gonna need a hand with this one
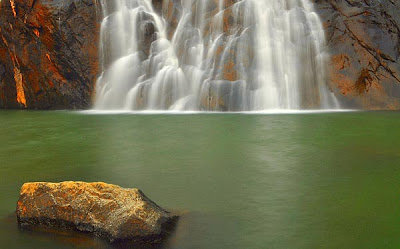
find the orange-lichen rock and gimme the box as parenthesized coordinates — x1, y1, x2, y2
(0, 0, 99, 109)
(10, 0, 17, 17)
(16, 182, 178, 243)
(13, 66, 26, 107)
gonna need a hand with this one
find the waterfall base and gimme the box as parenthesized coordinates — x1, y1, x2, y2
(95, 0, 340, 111)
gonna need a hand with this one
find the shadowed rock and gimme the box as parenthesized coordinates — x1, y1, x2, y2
(313, 0, 400, 110)
(16, 182, 178, 244)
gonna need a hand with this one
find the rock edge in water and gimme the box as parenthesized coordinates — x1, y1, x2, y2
(16, 181, 178, 244)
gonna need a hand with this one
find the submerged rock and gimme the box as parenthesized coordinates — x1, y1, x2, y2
(16, 182, 178, 244)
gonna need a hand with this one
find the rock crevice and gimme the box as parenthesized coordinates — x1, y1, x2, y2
(314, 0, 400, 109)
(0, 0, 100, 109)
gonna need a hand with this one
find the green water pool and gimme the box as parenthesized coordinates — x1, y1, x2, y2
(0, 110, 399, 248)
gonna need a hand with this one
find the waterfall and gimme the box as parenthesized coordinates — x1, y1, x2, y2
(94, 0, 339, 111)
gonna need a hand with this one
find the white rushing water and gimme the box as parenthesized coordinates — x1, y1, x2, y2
(94, 0, 339, 111)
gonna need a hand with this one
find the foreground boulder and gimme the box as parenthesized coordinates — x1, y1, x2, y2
(16, 182, 178, 244)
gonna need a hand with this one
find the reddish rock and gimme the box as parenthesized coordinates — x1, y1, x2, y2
(313, 0, 400, 110)
(160, 0, 182, 39)
(1, 0, 399, 110)
(0, 0, 100, 109)
(16, 182, 178, 243)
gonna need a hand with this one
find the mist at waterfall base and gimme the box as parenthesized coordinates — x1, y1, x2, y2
(94, 0, 339, 112)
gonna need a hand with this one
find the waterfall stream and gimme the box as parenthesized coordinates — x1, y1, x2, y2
(94, 0, 339, 111)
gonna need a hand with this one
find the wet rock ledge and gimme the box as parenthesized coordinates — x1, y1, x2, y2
(16, 182, 178, 244)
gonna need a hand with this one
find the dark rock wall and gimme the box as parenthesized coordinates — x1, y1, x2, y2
(313, 0, 400, 109)
(0, 0, 399, 110)
(0, 0, 100, 109)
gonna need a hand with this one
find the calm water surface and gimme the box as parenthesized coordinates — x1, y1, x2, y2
(0, 111, 399, 248)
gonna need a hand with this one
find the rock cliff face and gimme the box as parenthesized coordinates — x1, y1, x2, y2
(313, 0, 400, 109)
(154, 0, 400, 110)
(0, 0, 399, 110)
(0, 0, 99, 109)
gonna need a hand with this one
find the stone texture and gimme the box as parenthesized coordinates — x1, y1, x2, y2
(313, 0, 400, 109)
(159, 0, 182, 39)
(199, 80, 247, 111)
(156, 0, 400, 110)
(16, 182, 178, 243)
(0, 0, 100, 109)
(1, 0, 399, 110)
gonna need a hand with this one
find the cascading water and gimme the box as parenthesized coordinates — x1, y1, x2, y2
(94, 0, 339, 111)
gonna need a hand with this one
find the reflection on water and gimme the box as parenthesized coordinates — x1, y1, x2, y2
(0, 111, 400, 248)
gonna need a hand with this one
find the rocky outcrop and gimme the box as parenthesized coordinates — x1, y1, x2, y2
(0, 0, 100, 109)
(158, 0, 182, 39)
(16, 182, 178, 243)
(313, 0, 400, 109)
(1, 0, 399, 110)
(143, 0, 400, 110)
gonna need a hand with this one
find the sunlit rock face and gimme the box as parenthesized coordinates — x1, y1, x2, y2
(0, 0, 99, 109)
(17, 182, 178, 243)
(95, 0, 339, 111)
(313, 0, 400, 110)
